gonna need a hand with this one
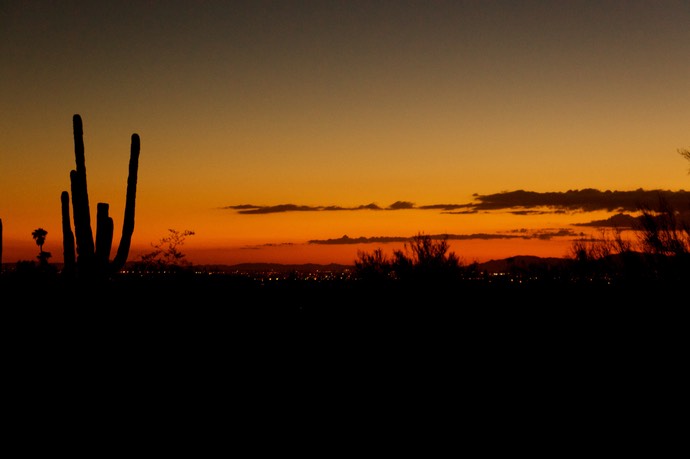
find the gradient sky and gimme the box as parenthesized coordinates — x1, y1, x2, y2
(2, 0, 689, 266)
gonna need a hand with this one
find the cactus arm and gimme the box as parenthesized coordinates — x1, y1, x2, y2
(111, 133, 140, 273)
(95, 202, 114, 277)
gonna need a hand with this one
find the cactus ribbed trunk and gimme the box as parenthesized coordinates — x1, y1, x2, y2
(62, 114, 140, 282)
(60, 192, 76, 278)
(95, 203, 114, 276)
(111, 133, 140, 274)
(71, 115, 95, 274)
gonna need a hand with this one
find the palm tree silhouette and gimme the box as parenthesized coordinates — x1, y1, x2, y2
(32, 228, 51, 265)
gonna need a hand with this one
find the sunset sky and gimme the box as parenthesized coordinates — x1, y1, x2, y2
(1, 1, 689, 267)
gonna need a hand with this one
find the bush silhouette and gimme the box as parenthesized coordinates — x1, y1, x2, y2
(355, 232, 462, 285)
(569, 193, 690, 283)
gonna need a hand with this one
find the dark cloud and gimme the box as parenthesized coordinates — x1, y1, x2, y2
(419, 204, 470, 211)
(223, 188, 690, 215)
(308, 229, 581, 245)
(388, 201, 415, 210)
(223, 204, 322, 214)
(240, 242, 295, 250)
(575, 210, 690, 229)
(222, 203, 385, 214)
(504, 228, 581, 239)
(574, 213, 639, 228)
(308, 235, 409, 245)
(470, 188, 690, 212)
(358, 203, 383, 210)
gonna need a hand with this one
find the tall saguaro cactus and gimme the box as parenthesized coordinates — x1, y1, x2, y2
(62, 114, 141, 281)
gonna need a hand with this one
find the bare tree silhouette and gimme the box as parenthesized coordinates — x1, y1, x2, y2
(679, 148, 690, 174)
(135, 229, 195, 272)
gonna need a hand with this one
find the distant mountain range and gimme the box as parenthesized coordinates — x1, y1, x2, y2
(196, 255, 572, 275)
(474, 256, 571, 273)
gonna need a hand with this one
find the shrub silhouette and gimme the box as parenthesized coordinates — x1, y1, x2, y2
(637, 195, 690, 257)
(569, 193, 690, 283)
(355, 232, 462, 285)
(354, 248, 394, 284)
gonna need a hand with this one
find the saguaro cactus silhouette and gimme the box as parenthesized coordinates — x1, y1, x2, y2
(62, 114, 140, 281)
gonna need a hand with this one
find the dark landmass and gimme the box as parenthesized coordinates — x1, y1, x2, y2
(2, 254, 684, 321)
(172, 255, 570, 275)
(2, 253, 684, 403)
(200, 261, 356, 274)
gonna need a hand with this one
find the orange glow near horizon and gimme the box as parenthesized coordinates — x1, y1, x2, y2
(1, 207, 638, 267)
(178, 237, 582, 267)
(0, 233, 583, 267)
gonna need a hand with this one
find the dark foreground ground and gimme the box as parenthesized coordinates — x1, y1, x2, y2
(3, 271, 685, 338)
(4, 271, 684, 391)
(2, 271, 685, 449)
